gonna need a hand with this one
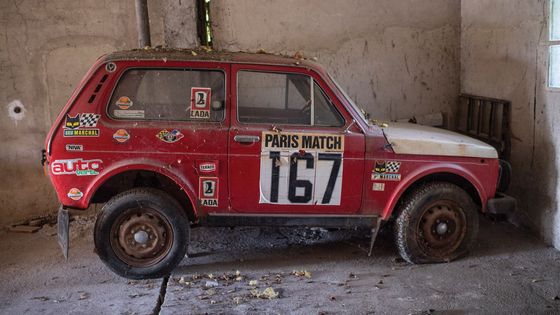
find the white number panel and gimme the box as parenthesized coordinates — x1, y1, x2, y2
(259, 132, 344, 206)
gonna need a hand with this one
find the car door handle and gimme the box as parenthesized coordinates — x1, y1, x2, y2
(234, 135, 260, 143)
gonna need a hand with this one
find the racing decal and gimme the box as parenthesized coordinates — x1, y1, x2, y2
(259, 132, 344, 206)
(65, 114, 80, 129)
(105, 62, 116, 73)
(372, 183, 385, 191)
(156, 129, 184, 143)
(65, 144, 84, 152)
(372, 160, 401, 181)
(199, 177, 218, 207)
(63, 113, 100, 137)
(113, 129, 130, 143)
(116, 96, 133, 110)
(198, 161, 217, 173)
(51, 158, 103, 176)
(114, 109, 145, 119)
(79, 113, 101, 127)
(190, 87, 211, 119)
(67, 188, 83, 201)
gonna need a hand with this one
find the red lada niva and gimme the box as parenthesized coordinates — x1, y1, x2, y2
(44, 49, 514, 279)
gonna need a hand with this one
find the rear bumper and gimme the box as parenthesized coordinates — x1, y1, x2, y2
(487, 192, 517, 215)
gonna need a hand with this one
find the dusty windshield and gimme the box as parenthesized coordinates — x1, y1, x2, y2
(328, 74, 371, 125)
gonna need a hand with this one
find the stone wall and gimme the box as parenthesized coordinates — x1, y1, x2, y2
(211, 0, 461, 123)
(461, 0, 560, 249)
(0, 0, 200, 226)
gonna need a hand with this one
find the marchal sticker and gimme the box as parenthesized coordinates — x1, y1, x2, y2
(190, 87, 211, 119)
(51, 158, 103, 176)
(372, 160, 401, 181)
(63, 113, 100, 137)
(199, 177, 218, 207)
(156, 129, 184, 143)
(116, 96, 133, 110)
(113, 129, 130, 143)
(65, 144, 84, 152)
(67, 188, 83, 201)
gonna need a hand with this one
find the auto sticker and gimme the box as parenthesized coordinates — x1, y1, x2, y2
(116, 96, 133, 110)
(65, 144, 84, 152)
(156, 129, 184, 143)
(190, 87, 211, 119)
(199, 177, 218, 207)
(51, 158, 103, 176)
(371, 161, 401, 181)
(63, 113, 100, 137)
(113, 129, 130, 143)
(259, 132, 344, 206)
(67, 188, 83, 201)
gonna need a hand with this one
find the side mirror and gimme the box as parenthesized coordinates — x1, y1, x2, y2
(211, 100, 223, 110)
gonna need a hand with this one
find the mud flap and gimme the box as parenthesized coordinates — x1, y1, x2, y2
(57, 205, 69, 259)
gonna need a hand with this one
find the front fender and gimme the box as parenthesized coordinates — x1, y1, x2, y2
(381, 163, 488, 219)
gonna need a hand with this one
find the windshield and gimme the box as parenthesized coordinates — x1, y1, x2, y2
(328, 73, 370, 125)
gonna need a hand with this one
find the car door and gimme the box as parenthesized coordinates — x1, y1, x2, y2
(228, 64, 365, 215)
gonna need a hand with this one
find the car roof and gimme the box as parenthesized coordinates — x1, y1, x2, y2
(102, 48, 325, 72)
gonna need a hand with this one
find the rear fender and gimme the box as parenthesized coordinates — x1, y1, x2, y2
(83, 158, 198, 218)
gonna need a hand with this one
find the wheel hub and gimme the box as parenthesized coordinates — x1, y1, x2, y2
(436, 222, 448, 235)
(417, 201, 467, 258)
(110, 208, 173, 268)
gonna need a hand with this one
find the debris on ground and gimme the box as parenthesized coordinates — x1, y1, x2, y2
(78, 292, 89, 300)
(553, 295, 559, 301)
(205, 280, 219, 288)
(249, 280, 258, 286)
(251, 287, 279, 299)
(292, 270, 312, 279)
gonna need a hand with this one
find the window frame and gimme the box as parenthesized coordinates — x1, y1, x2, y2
(105, 67, 228, 123)
(235, 69, 346, 128)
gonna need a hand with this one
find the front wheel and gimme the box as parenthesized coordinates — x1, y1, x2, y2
(94, 188, 189, 279)
(394, 182, 479, 263)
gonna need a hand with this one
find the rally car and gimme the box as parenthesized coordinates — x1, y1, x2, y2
(43, 49, 514, 279)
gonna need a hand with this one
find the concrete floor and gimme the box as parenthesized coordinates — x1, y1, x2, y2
(1, 215, 559, 314)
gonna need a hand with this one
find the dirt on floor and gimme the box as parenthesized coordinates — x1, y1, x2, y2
(0, 214, 559, 315)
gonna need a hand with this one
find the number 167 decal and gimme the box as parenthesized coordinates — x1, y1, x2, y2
(259, 151, 343, 205)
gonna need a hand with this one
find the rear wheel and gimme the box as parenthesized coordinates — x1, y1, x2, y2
(94, 188, 189, 279)
(394, 182, 478, 263)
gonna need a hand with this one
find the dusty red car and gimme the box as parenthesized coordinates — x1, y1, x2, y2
(44, 49, 514, 279)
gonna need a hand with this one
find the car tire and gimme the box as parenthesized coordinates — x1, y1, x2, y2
(394, 182, 479, 264)
(94, 188, 189, 279)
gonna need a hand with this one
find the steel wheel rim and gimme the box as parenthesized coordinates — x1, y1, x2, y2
(416, 200, 467, 258)
(110, 208, 173, 268)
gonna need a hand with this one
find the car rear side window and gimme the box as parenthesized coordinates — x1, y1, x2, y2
(237, 71, 344, 127)
(108, 69, 225, 121)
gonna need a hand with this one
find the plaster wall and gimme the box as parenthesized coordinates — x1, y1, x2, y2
(211, 0, 462, 123)
(461, 0, 560, 248)
(0, 0, 198, 226)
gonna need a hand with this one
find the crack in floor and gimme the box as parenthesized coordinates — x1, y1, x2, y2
(152, 276, 169, 315)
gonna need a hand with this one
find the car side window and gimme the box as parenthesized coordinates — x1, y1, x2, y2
(108, 69, 225, 121)
(237, 71, 344, 127)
